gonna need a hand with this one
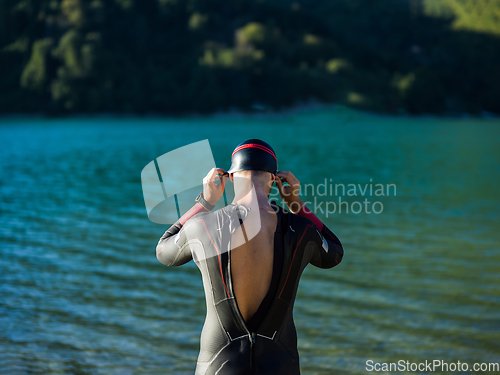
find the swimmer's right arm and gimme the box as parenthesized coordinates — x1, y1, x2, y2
(308, 220, 344, 269)
(275, 170, 343, 268)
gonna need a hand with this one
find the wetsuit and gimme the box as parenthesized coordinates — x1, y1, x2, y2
(156, 200, 343, 374)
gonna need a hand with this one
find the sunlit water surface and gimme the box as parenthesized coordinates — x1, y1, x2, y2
(1, 108, 499, 374)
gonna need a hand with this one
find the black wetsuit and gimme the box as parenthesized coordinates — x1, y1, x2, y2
(156, 201, 343, 374)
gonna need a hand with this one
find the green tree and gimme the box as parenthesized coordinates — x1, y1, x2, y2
(20, 38, 53, 92)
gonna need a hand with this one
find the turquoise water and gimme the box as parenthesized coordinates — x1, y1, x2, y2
(1, 108, 499, 374)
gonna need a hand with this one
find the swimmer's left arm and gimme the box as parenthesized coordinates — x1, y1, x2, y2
(156, 168, 227, 266)
(156, 201, 211, 266)
(156, 220, 191, 266)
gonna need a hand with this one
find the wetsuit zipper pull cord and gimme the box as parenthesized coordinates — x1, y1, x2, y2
(250, 332, 256, 371)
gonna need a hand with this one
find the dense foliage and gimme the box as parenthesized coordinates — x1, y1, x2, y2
(1, 0, 499, 115)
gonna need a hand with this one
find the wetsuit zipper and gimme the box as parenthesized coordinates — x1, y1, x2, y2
(249, 332, 256, 372)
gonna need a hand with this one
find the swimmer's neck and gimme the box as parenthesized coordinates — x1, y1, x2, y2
(231, 188, 271, 208)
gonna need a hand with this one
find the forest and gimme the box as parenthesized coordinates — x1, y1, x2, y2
(1, 0, 499, 115)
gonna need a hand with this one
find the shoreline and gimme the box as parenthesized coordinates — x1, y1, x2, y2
(0, 102, 499, 121)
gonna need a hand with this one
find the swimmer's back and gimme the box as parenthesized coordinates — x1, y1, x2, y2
(230, 202, 278, 323)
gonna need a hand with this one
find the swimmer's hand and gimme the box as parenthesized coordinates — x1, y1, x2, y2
(203, 168, 228, 206)
(275, 170, 304, 214)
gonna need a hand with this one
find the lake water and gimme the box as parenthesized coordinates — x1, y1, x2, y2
(1, 108, 499, 374)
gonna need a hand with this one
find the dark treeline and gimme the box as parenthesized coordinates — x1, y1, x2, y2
(1, 0, 499, 115)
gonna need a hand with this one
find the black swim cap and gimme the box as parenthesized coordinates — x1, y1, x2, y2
(227, 139, 278, 175)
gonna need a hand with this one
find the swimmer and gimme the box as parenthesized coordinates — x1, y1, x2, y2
(156, 139, 344, 374)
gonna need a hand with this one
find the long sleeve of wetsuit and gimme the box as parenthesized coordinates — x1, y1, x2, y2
(156, 202, 208, 266)
(297, 203, 344, 269)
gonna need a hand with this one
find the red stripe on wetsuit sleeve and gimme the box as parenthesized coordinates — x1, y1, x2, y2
(296, 204, 324, 231)
(179, 202, 209, 225)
